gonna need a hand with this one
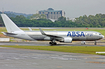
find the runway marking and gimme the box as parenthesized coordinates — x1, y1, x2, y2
(0, 47, 7, 48)
(15, 44, 19, 46)
(57, 66, 62, 68)
(86, 61, 105, 64)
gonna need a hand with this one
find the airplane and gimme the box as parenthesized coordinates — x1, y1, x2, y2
(1, 14, 104, 45)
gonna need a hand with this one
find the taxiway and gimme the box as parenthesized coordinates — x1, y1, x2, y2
(0, 41, 105, 46)
(0, 47, 105, 69)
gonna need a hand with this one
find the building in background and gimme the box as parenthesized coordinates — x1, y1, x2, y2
(38, 8, 65, 20)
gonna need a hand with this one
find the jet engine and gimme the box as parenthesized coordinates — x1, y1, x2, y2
(60, 37, 72, 43)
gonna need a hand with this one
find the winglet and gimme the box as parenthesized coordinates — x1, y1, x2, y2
(39, 28, 46, 35)
(39, 28, 62, 38)
(28, 27, 32, 31)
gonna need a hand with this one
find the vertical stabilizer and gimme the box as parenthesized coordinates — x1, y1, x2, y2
(1, 14, 22, 32)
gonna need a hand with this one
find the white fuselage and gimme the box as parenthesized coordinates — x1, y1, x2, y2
(5, 30, 104, 41)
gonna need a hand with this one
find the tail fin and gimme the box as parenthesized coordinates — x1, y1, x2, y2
(1, 14, 22, 32)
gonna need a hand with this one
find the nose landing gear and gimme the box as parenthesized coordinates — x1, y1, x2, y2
(95, 41, 97, 45)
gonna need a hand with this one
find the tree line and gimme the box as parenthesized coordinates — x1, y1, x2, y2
(0, 13, 105, 27)
(75, 14, 105, 27)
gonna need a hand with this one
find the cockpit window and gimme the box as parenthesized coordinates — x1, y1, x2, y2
(95, 33, 102, 35)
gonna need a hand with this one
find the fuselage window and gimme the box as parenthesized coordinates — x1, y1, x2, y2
(99, 34, 102, 35)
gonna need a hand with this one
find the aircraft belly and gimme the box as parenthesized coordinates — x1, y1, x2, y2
(29, 35, 46, 40)
(85, 36, 101, 41)
(72, 37, 86, 41)
(85, 36, 94, 41)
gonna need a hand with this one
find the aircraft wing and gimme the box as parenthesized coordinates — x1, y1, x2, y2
(39, 28, 62, 38)
(39, 28, 73, 43)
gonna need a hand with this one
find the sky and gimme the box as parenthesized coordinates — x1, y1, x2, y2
(0, 0, 105, 18)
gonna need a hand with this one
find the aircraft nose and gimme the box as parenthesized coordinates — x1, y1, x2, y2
(102, 35, 104, 38)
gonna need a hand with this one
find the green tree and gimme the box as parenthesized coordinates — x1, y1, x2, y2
(58, 16, 66, 22)
(0, 16, 3, 26)
(30, 14, 46, 20)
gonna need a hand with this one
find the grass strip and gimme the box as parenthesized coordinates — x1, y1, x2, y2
(0, 45, 105, 55)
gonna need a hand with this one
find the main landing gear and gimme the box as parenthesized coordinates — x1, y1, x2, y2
(49, 40, 57, 45)
(49, 42, 57, 45)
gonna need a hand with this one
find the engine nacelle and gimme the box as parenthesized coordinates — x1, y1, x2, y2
(61, 37, 72, 43)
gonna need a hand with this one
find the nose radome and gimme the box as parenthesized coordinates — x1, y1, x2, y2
(102, 35, 104, 38)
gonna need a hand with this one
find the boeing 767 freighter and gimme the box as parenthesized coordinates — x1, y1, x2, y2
(1, 14, 104, 45)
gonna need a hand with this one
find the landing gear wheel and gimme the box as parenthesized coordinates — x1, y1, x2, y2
(53, 42, 57, 45)
(49, 42, 57, 45)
